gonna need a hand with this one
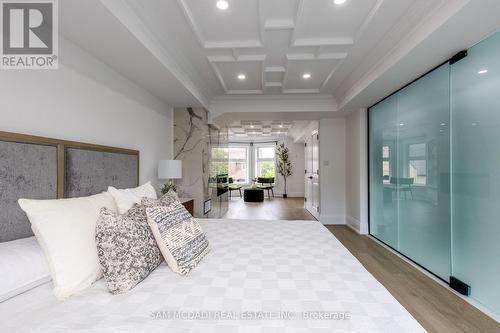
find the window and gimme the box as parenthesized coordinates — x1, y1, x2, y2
(229, 147, 249, 184)
(211, 147, 229, 178)
(408, 143, 427, 185)
(382, 145, 390, 183)
(255, 146, 275, 179)
(211, 146, 250, 184)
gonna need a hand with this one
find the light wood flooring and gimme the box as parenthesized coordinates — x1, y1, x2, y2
(222, 197, 316, 220)
(327, 225, 500, 333)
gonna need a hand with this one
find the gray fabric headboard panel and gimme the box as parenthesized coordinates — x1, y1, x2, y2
(0, 141, 57, 242)
(64, 148, 139, 198)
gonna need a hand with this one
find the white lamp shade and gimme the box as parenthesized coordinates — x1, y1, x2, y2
(158, 160, 182, 179)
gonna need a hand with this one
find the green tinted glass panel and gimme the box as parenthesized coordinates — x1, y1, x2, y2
(397, 64, 451, 280)
(451, 30, 500, 315)
(369, 95, 399, 249)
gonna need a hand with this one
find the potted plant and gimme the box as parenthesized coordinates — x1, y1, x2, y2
(276, 143, 292, 198)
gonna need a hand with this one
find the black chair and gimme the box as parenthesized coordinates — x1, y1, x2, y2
(389, 177, 414, 199)
(256, 177, 275, 199)
(228, 177, 242, 199)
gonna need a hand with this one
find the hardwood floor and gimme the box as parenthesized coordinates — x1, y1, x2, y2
(222, 197, 316, 220)
(327, 225, 500, 333)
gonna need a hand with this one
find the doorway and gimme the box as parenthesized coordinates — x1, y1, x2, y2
(305, 130, 320, 219)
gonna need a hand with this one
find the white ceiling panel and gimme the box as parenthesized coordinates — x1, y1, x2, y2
(215, 61, 263, 92)
(260, 0, 298, 22)
(284, 59, 340, 91)
(180, 0, 261, 46)
(293, 0, 378, 42)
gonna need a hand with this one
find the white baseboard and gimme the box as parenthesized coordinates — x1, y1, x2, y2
(320, 214, 345, 225)
(346, 215, 361, 233)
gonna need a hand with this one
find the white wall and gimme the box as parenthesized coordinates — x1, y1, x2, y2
(275, 137, 305, 197)
(319, 118, 346, 225)
(0, 38, 173, 189)
(345, 109, 368, 233)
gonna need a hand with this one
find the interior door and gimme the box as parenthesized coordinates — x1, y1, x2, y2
(305, 131, 320, 219)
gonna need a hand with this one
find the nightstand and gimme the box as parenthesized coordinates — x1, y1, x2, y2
(179, 198, 194, 215)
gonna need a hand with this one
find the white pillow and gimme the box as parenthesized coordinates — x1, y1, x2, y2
(108, 182, 157, 214)
(0, 237, 51, 302)
(18, 192, 117, 300)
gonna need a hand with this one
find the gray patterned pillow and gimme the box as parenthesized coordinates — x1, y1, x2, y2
(141, 192, 178, 209)
(95, 204, 163, 294)
(145, 200, 210, 276)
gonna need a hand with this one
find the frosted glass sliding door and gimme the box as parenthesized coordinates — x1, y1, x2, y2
(397, 64, 451, 280)
(369, 28, 500, 317)
(369, 64, 451, 281)
(451, 31, 500, 315)
(369, 96, 399, 249)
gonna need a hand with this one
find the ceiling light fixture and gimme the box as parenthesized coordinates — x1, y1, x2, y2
(216, 0, 229, 10)
(478, 69, 488, 74)
(334, 0, 347, 5)
(302, 73, 311, 79)
(279, 123, 283, 128)
(237, 74, 246, 80)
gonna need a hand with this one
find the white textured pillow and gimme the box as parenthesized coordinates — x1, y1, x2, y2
(108, 182, 157, 214)
(0, 237, 51, 302)
(18, 192, 117, 300)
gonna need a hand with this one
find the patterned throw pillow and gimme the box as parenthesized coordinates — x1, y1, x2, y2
(95, 204, 163, 294)
(141, 191, 178, 209)
(145, 199, 210, 276)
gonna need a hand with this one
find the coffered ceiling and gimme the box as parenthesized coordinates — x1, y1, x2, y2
(177, 0, 389, 95)
(60, 0, 500, 112)
(228, 120, 294, 139)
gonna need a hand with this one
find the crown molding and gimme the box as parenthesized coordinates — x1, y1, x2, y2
(209, 94, 338, 116)
(101, 0, 211, 107)
(336, 0, 471, 110)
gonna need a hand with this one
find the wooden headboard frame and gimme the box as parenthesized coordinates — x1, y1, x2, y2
(0, 131, 139, 199)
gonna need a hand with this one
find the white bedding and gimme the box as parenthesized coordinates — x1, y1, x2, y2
(0, 219, 426, 333)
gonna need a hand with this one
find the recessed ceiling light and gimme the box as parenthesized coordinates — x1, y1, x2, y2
(478, 69, 488, 74)
(334, 0, 347, 5)
(250, 124, 254, 128)
(279, 124, 283, 128)
(399, 122, 405, 126)
(302, 73, 311, 79)
(216, 0, 228, 10)
(237, 74, 246, 80)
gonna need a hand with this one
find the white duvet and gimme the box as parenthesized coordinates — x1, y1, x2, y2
(0, 219, 426, 333)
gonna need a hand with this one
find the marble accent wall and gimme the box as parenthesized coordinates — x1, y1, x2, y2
(173, 108, 228, 217)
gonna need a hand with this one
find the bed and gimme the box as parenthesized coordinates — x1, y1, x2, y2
(0, 131, 426, 332)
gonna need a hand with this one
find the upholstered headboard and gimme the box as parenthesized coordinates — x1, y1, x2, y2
(0, 131, 139, 242)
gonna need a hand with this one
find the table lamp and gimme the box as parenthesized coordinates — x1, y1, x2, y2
(158, 160, 182, 194)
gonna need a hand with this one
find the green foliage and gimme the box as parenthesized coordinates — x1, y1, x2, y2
(210, 161, 228, 178)
(276, 143, 293, 195)
(260, 161, 275, 178)
(161, 181, 177, 194)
